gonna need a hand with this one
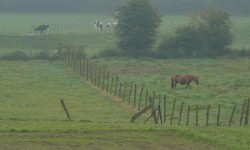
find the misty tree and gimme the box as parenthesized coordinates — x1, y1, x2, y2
(190, 8, 232, 56)
(114, 0, 161, 57)
(158, 8, 232, 58)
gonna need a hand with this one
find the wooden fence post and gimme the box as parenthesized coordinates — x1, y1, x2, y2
(170, 98, 176, 125)
(106, 71, 109, 93)
(82, 59, 85, 77)
(90, 63, 93, 83)
(138, 87, 144, 111)
(163, 95, 167, 123)
(102, 67, 105, 90)
(244, 99, 250, 125)
(145, 89, 148, 107)
(158, 104, 163, 124)
(206, 104, 210, 127)
(114, 74, 118, 96)
(86, 60, 89, 81)
(186, 105, 190, 126)
(110, 74, 114, 94)
(178, 101, 184, 125)
(98, 67, 101, 87)
(94, 65, 97, 85)
(122, 84, 127, 102)
(240, 99, 247, 126)
(79, 58, 82, 76)
(196, 105, 199, 127)
(133, 84, 137, 108)
(128, 82, 133, 104)
(228, 105, 237, 127)
(60, 99, 71, 120)
(157, 94, 161, 121)
(217, 105, 221, 127)
(119, 82, 122, 98)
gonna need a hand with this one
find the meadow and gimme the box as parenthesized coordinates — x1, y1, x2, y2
(0, 13, 250, 149)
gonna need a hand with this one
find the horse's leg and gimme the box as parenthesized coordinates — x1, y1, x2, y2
(186, 84, 191, 89)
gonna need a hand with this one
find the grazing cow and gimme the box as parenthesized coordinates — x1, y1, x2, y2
(34, 24, 49, 35)
(104, 21, 117, 31)
(94, 21, 103, 31)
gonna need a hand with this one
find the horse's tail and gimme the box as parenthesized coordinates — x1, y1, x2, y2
(171, 77, 174, 89)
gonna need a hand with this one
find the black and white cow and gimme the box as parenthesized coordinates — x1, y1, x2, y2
(34, 24, 49, 34)
(94, 21, 103, 31)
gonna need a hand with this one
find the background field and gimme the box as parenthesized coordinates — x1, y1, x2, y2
(0, 13, 250, 55)
(0, 12, 250, 149)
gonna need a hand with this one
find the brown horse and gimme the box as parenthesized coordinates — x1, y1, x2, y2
(171, 75, 199, 89)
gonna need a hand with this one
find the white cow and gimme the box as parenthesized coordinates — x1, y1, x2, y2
(104, 21, 117, 31)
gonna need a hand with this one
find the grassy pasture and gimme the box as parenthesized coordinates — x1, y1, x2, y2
(0, 13, 250, 149)
(93, 57, 250, 127)
(0, 60, 227, 150)
(0, 60, 249, 150)
(0, 13, 250, 56)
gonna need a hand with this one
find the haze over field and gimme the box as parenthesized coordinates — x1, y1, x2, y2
(0, 0, 250, 15)
(0, 0, 250, 150)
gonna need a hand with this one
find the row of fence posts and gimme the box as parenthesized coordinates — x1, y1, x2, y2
(58, 44, 249, 127)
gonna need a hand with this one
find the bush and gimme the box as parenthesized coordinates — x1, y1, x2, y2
(157, 8, 232, 58)
(95, 47, 123, 58)
(1, 51, 30, 60)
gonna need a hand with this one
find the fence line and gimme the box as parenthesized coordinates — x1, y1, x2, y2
(58, 44, 250, 127)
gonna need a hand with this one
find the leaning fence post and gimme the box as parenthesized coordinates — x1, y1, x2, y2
(178, 101, 184, 125)
(138, 87, 144, 111)
(240, 99, 247, 126)
(60, 99, 71, 120)
(157, 94, 161, 121)
(228, 105, 237, 127)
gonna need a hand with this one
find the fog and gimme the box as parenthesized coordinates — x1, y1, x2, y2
(0, 0, 249, 15)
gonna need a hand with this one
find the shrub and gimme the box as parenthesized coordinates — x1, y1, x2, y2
(95, 47, 123, 58)
(157, 8, 232, 58)
(1, 51, 30, 60)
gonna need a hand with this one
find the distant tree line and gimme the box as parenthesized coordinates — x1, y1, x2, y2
(0, 0, 250, 15)
(98, 0, 233, 58)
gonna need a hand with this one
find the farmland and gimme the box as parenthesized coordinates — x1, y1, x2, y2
(0, 13, 250, 149)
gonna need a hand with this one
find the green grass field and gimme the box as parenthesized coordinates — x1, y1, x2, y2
(0, 13, 250, 149)
(1, 60, 249, 150)
(0, 13, 250, 55)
